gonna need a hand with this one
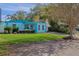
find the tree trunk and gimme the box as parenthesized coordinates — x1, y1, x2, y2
(70, 31, 74, 39)
(69, 28, 75, 39)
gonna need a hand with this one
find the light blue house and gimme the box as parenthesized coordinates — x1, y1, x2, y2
(0, 20, 48, 33)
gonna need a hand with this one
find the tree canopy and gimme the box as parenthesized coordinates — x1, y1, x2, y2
(31, 3, 79, 39)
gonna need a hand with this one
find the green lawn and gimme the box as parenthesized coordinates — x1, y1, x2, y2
(0, 33, 64, 44)
(0, 33, 64, 55)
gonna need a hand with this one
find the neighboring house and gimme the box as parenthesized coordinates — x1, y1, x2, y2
(0, 20, 48, 33)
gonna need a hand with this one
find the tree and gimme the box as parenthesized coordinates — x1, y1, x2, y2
(6, 14, 17, 20)
(32, 3, 79, 39)
(15, 10, 26, 20)
(7, 10, 27, 20)
(48, 4, 79, 39)
(31, 4, 49, 21)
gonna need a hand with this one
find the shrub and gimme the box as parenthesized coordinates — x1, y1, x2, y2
(25, 29, 34, 33)
(4, 27, 12, 33)
(4, 27, 19, 33)
(12, 27, 19, 33)
(58, 25, 69, 34)
(49, 20, 69, 34)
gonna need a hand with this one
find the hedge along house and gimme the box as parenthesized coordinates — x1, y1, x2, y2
(0, 19, 48, 33)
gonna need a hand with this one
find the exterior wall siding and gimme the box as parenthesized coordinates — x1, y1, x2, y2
(0, 22, 5, 33)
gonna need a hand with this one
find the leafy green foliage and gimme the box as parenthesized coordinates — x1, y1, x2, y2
(25, 29, 34, 33)
(49, 20, 69, 34)
(4, 26, 19, 33)
(6, 10, 27, 20)
(4, 27, 12, 33)
(12, 27, 19, 33)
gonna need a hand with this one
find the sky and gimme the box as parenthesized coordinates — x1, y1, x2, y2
(0, 3, 37, 21)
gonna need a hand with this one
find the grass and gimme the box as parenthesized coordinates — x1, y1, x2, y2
(0, 33, 64, 55)
(0, 45, 9, 55)
(0, 33, 64, 44)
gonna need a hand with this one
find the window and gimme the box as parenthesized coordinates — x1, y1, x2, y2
(13, 24, 16, 27)
(38, 25, 40, 30)
(30, 25, 33, 29)
(42, 25, 44, 30)
(25, 24, 29, 29)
